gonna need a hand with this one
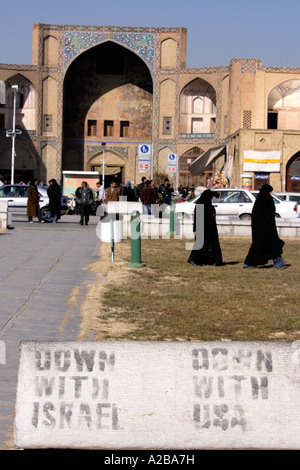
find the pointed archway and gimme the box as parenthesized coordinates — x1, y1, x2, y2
(62, 40, 153, 176)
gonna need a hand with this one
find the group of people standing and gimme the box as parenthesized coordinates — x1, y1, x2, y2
(187, 184, 287, 269)
(27, 178, 61, 223)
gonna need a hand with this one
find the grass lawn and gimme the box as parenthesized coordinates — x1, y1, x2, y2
(88, 236, 300, 343)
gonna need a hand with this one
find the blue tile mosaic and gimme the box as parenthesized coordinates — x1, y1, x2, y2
(64, 31, 155, 71)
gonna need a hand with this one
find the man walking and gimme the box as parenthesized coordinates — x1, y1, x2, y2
(75, 181, 94, 225)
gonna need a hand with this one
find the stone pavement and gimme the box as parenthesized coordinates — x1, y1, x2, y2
(0, 214, 102, 449)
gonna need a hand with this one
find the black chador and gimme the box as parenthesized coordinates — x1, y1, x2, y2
(187, 189, 223, 266)
(243, 184, 285, 268)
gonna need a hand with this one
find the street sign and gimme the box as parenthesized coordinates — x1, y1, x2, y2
(138, 144, 151, 159)
(167, 153, 177, 163)
(167, 165, 176, 173)
(138, 162, 150, 172)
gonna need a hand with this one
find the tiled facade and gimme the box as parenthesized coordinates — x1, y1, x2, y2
(1, 23, 300, 191)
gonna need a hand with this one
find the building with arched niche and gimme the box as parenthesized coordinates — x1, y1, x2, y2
(1, 23, 300, 192)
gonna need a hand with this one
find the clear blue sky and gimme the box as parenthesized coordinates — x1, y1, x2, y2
(1, 0, 300, 68)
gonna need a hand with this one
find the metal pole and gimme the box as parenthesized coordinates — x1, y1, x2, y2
(176, 153, 179, 193)
(11, 85, 18, 184)
(151, 143, 153, 180)
(102, 142, 106, 188)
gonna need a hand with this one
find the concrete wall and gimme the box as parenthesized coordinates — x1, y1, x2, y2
(15, 340, 300, 450)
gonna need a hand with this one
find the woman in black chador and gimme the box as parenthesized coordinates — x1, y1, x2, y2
(243, 184, 286, 268)
(47, 178, 61, 223)
(187, 189, 223, 266)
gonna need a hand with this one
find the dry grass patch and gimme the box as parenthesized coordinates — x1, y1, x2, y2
(84, 237, 300, 342)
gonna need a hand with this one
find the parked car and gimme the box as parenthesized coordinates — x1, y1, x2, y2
(0, 184, 68, 222)
(274, 192, 300, 214)
(166, 188, 299, 220)
(251, 191, 298, 218)
(169, 188, 256, 220)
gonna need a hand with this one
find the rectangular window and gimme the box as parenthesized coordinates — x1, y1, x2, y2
(120, 121, 130, 137)
(104, 120, 114, 137)
(0, 114, 5, 128)
(87, 120, 97, 136)
(267, 112, 278, 130)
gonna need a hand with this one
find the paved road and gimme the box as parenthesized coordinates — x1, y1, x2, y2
(0, 214, 102, 449)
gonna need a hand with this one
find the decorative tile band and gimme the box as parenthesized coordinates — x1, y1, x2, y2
(64, 31, 156, 72)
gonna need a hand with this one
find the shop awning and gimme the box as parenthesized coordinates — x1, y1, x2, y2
(188, 146, 226, 175)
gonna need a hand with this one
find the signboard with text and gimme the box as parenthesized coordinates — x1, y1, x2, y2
(15, 341, 300, 450)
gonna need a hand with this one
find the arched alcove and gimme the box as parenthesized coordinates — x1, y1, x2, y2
(180, 78, 216, 134)
(268, 79, 300, 130)
(160, 38, 177, 68)
(286, 151, 300, 191)
(43, 35, 58, 66)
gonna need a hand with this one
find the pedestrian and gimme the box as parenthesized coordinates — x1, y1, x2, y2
(105, 180, 120, 203)
(158, 178, 172, 205)
(243, 184, 287, 269)
(141, 180, 156, 215)
(47, 178, 61, 223)
(186, 188, 196, 201)
(121, 181, 137, 201)
(95, 181, 105, 208)
(150, 179, 159, 204)
(187, 189, 223, 266)
(27, 179, 44, 223)
(136, 176, 147, 200)
(75, 181, 94, 226)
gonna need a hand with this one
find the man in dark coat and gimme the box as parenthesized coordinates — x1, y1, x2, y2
(243, 184, 286, 268)
(158, 178, 172, 205)
(141, 180, 156, 215)
(47, 179, 61, 222)
(75, 181, 94, 226)
(187, 189, 223, 266)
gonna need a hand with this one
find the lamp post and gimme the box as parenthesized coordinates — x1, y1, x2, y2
(10, 85, 18, 184)
(101, 142, 106, 188)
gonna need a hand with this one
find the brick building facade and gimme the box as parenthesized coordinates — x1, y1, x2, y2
(0, 23, 300, 192)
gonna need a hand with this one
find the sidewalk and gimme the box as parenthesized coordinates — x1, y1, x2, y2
(0, 214, 102, 449)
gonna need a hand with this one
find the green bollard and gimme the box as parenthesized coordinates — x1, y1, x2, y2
(127, 210, 146, 268)
(169, 200, 175, 237)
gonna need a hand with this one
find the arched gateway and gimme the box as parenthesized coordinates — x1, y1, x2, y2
(62, 40, 153, 186)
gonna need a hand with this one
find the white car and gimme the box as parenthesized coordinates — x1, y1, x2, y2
(172, 188, 255, 220)
(274, 192, 300, 214)
(169, 188, 299, 220)
(0, 184, 68, 221)
(251, 191, 298, 218)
